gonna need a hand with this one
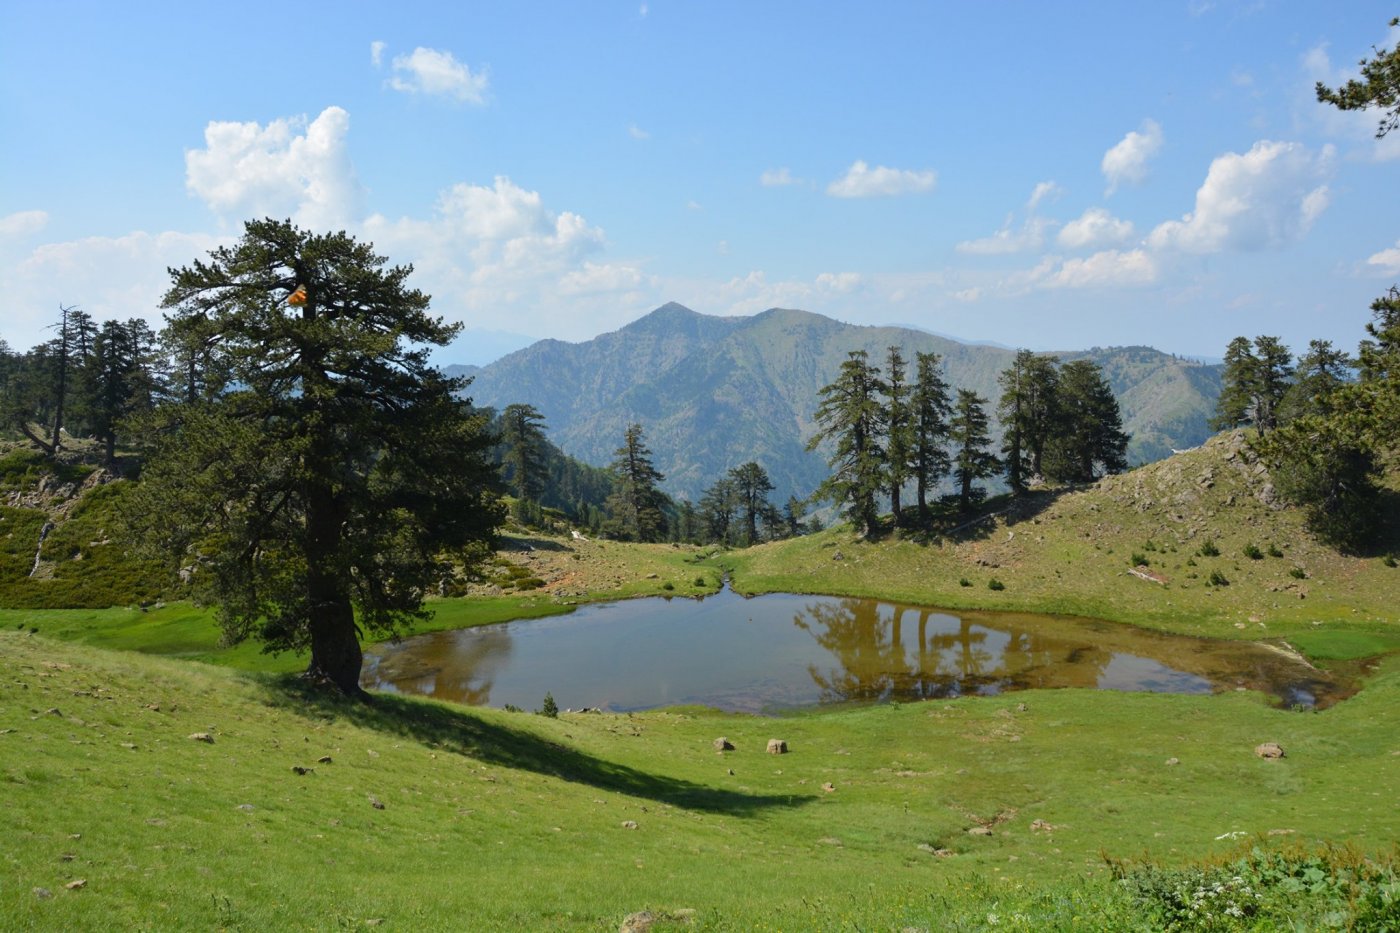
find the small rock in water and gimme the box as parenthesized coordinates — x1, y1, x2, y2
(766, 738, 787, 755)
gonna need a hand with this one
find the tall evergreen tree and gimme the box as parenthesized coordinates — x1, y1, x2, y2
(729, 461, 776, 546)
(1046, 360, 1129, 483)
(910, 350, 952, 519)
(699, 475, 738, 545)
(1212, 336, 1260, 430)
(125, 219, 504, 697)
(949, 389, 998, 512)
(883, 346, 913, 528)
(1280, 339, 1353, 422)
(605, 423, 668, 542)
(499, 403, 549, 502)
(807, 350, 887, 537)
(87, 319, 151, 464)
(1251, 336, 1293, 435)
(997, 349, 1033, 494)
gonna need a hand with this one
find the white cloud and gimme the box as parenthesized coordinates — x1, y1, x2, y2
(185, 106, 363, 231)
(826, 160, 936, 198)
(952, 286, 982, 302)
(957, 216, 1052, 255)
(1102, 119, 1163, 195)
(1042, 249, 1157, 289)
(370, 40, 386, 68)
(388, 47, 488, 103)
(1147, 140, 1333, 253)
(1366, 239, 1400, 276)
(0, 210, 49, 238)
(760, 167, 798, 187)
(628, 124, 649, 140)
(815, 272, 863, 293)
(1, 229, 225, 350)
(1027, 181, 1063, 211)
(1057, 207, 1135, 250)
(560, 261, 646, 295)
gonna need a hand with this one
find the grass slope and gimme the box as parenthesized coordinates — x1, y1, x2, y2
(3, 631, 1398, 930)
(723, 432, 1400, 659)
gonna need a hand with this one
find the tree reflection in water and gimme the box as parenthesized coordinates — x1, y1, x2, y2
(794, 599, 1112, 703)
(372, 627, 514, 706)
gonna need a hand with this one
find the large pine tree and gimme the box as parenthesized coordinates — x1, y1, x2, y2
(126, 219, 504, 696)
(807, 350, 887, 537)
(605, 423, 668, 542)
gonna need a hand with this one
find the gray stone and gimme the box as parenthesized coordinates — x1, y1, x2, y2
(713, 737, 734, 751)
(1255, 742, 1285, 759)
(766, 738, 787, 755)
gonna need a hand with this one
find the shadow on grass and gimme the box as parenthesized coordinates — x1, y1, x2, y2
(260, 678, 809, 818)
(894, 487, 1076, 546)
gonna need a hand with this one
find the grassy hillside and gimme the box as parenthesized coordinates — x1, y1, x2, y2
(4, 629, 1398, 930)
(722, 431, 1400, 656)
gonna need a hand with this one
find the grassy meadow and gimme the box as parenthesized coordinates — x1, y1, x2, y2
(3, 434, 1400, 929)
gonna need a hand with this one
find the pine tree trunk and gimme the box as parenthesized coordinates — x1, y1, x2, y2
(303, 481, 367, 698)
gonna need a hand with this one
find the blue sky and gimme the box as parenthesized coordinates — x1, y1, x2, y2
(2, 1, 1398, 364)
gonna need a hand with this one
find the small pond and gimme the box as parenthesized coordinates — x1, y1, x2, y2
(361, 587, 1349, 714)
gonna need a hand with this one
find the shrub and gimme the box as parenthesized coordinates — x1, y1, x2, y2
(537, 692, 558, 718)
(662, 581, 674, 591)
(1198, 539, 1220, 557)
(1267, 544, 1284, 558)
(515, 577, 545, 590)
(1289, 567, 1307, 579)
(1208, 570, 1229, 586)
(693, 576, 706, 587)
(988, 578, 1005, 591)
(959, 577, 972, 587)
(1130, 553, 1149, 567)
(1244, 543, 1265, 560)
(1385, 555, 1398, 568)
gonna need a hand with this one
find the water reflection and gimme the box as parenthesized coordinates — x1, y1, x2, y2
(361, 588, 1349, 714)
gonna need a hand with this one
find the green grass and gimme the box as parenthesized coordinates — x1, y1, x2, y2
(3, 631, 1398, 929)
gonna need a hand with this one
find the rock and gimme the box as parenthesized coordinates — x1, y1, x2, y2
(32, 887, 52, 900)
(1165, 757, 1180, 766)
(713, 737, 734, 751)
(765, 738, 788, 755)
(64, 879, 86, 891)
(317, 755, 332, 764)
(1030, 819, 1058, 832)
(369, 795, 385, 810)
(821, 782, 835, 793)
(621, 820, 638, 830)
(620, 911, 655, 932)
(1255, 742, 1285, 759)
(831, 550, 844, 561)
(818, 836, 843, 846)
(967, 826, 993, 836)
(291, 766, 314, 775)
(236, 804, 255, 812)
(188, 732, 214, 743)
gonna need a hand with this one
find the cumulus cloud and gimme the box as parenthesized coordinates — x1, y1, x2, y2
(185, 106, 363, 230)
(760, 167, 798, 186)
(1057, 207, 1135, 250)
(628, 124, 649, 140)
(370, 40, 386, 67)
(1147, 140, 1333, 253)
(0, 210, 49, 238)
(388, 47, 489, 103)
(1102, 119, 1163, 195)
(827, 160, 936, 198)
(1366, 240, 1400, 276)
(1042, 249, 1157, 289)
(952, 286, 982, 302)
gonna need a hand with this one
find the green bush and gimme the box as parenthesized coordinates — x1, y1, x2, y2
(987, 578, 1005, 591)
(1198, 539, 1220, 557)
(959, 577, 972, 587)
(1385, 555, 1398, 568)
(537, 692, 558, 718)
(1244, 543, 1265, 560)
(1130, 553, 1149, 567)
(1208, 570, 1229, 587)
(1267, 544, 1284, 558)
(1289, 567, 1308, 580)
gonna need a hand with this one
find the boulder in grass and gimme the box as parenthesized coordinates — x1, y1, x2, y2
(713, 737, 734, 751)
(766, 738, 787, 755)
(1254, 742, 1285, 759)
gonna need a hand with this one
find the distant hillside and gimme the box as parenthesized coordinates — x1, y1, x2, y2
(457, 303, 1223, 503)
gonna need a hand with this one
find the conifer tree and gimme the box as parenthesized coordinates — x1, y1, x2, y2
(883, 346, 913, 528)
(500, 403, 549, 502)
(729, 461, 776, 546)
(949, 389, 998, 512)
(910, 350, 952, 519)
(807, 350, 887, 537)
(1212, 336, 1259, 430)
(605, 423, 668, 542)
(1046, 360, 1129, 482)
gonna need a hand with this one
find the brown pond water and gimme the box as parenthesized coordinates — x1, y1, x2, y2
(361, 587, 1350, 714)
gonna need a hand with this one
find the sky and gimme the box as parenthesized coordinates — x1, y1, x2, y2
(2, 1, 1398, 365)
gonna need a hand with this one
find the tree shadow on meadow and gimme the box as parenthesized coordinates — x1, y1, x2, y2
(260, 679, 810, 818)
(900, 487, 1075, 545)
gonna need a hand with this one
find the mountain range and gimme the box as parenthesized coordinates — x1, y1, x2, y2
(447, 303, 1223, 504)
